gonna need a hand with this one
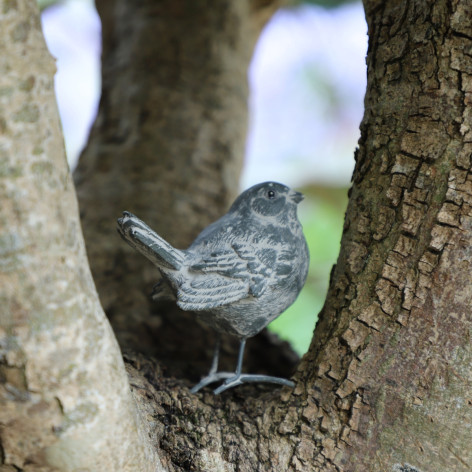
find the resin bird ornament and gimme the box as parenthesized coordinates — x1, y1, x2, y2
(117, 181, 309, 394)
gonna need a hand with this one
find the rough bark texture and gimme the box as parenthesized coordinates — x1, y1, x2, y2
(0, 1, 160, 470)
(293, 0, 472, 469)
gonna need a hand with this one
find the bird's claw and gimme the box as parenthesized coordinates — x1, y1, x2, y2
(214, 374, 294, 394)
(191, 373, 295, 395)
(190, 372, 234, 393)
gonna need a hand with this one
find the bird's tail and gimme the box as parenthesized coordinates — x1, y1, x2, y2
(117, 212, 185, 270)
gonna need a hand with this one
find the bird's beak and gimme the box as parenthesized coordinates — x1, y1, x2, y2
(289, 190, 304, 204)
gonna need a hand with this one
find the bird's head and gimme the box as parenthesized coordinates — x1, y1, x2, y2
(229, 181, 303, 223)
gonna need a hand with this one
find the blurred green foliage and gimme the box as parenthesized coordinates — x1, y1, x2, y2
(38, 0, 63, 11)
(268, 184, 348, 355)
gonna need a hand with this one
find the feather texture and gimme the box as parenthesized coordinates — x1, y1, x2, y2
(117, 182, 309, 339)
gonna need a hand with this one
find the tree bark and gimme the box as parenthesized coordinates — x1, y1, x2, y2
(294, 0, 472, 469)
(0, 2, 160, 470)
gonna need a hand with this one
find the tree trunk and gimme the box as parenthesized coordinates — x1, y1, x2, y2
(0, 2, 160, 471)
(73, 0, 294, 383)
(296, 0, 472, 469)
(2, 0, 472, 471)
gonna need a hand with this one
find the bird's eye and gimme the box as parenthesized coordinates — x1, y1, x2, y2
(267, 190, 276, 199)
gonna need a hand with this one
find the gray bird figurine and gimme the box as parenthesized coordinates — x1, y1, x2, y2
(117, 182, 309, 394)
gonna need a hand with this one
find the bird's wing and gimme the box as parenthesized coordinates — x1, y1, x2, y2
(229, 243, 297, 297)
(188, 249, 247, 276)
(176, 243, 296, 311)
(176, 272, 249, 311)
(176, 249, 249, 310)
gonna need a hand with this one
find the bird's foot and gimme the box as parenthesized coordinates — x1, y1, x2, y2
(190, 372, 234, 394)
(213, 374, 295, 395)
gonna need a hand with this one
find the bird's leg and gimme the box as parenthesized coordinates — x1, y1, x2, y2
(190, 336, 233, 393)
(212, 338, 246, 394)
(208, 335, 221, 376)
(213, 338, 295, 395)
